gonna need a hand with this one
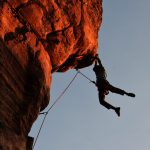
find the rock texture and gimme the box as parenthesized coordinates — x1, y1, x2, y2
(0, 0, 103, 149)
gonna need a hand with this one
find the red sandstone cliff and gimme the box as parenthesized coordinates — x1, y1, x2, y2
(0, 0, 103, 149)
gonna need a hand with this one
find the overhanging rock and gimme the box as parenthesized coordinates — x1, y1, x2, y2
(0, 0, 103, 149)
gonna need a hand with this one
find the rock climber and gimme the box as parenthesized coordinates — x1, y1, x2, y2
(92, 54, 135, 117)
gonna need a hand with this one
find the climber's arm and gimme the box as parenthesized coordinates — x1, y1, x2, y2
(97, 57, 103, 67)
(93, 54, 103, 67)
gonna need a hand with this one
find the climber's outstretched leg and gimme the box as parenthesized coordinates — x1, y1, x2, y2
(98, 92, 120, 117)
(108, 84, 136, 98)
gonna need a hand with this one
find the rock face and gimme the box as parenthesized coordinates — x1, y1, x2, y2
(0, 0, 103, 149)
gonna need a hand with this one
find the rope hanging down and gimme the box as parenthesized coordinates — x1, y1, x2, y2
(33, 72, 79, 149)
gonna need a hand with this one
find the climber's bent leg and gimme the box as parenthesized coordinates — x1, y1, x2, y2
(98, 92, 120, 116)
(98, 92, 115, 110)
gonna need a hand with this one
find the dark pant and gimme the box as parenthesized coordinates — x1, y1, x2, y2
(98, 92, 116, 110)
(108, 84, 126, 95)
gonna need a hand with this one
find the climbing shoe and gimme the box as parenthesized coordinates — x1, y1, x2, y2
(127, 93, 136, 97)
(115, 107, 120, 117)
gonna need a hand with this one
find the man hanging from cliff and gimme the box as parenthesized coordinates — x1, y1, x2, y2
(92, 55, 135, 117)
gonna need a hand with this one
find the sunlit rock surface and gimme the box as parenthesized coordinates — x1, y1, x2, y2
(0, 0, 102, 149)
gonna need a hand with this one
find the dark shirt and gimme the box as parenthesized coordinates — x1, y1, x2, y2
(93, 64, 107, 90)
(93, 64, 106, 78)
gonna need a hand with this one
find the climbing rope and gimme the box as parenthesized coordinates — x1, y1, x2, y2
(32, 70, 95, 149)
(33, 72, 79, 149)
(76, 69, 96, 85)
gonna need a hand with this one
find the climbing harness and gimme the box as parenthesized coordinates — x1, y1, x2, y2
(33, 70, 95, 149)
